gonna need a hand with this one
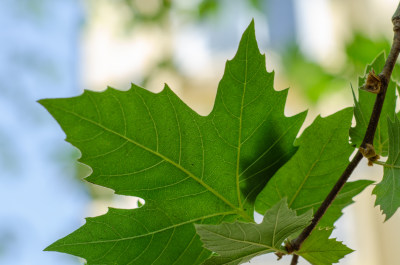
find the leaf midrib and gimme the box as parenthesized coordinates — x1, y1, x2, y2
(236, 31, 250, 209)
(202, 228, 281, 253)
(51, 211, 237, 247)
(47, 103, 252, 221)
(288, 123, 341, 207)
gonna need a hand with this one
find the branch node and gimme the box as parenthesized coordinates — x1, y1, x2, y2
(285, 241, 295, 254)
(275, 251, 285, 260)
(360, 69, 381, 94)
(359, 144, 380, 166)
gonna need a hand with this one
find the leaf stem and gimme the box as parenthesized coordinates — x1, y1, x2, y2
(287, 2, 400, 254)
(373, 160, 400, 169)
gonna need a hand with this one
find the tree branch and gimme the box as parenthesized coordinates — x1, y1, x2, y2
(290, 254, 299, 265)
(287, 2, 400, 254)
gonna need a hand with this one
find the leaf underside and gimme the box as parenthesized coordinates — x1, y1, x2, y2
(40, 21, 307, 264)
(196, 199, 312, 265)
(373, 115, 400, 220)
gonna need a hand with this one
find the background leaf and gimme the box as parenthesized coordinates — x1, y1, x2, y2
(296, 228, 353, 265)
(349, 53, 397, 156)
(373, 115, 400, 220)
(281, 47, 348, 104)
(195, 199, 312, 265)
(39, 21, 306, 264)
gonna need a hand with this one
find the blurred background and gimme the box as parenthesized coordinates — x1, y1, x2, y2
(0, 0, 399, 264)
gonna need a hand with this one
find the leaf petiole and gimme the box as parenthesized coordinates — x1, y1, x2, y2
(372, 160, 400, 169)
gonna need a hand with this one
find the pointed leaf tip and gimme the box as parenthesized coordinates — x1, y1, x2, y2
(232, 19, 259, 62)
(249, 18, 255, 27)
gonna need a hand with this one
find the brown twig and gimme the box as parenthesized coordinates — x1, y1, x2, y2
(290, 254, 299, 265)
(287, 2, 400, 260)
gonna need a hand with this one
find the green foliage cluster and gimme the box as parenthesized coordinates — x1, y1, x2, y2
(40, 21, 400, 264)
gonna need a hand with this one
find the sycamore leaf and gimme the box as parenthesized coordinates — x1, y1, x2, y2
(372, 115, 400, 220)
(255, 108, 370, 227)
(349, 53, 397, 157)
(296, 228, 353, 265)
(195, 199, 312, 265)
(39, 21, 306, 264)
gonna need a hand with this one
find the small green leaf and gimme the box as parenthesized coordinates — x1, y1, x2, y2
(195, 199, 312, 265)
(296, 228, 353, 265)
(373, 115, 400, 220)
(255, 108, 357, 226)
(350, 52, 397, 156)
(40, 21, 307, 264)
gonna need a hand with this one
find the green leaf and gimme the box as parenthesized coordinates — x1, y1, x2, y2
(349, 52, 397, 156)
(372, 115, 400, 220)
(283, 181, 372, 245)
(344, 33, 391, 75)
(39, 21, 306, 264)
(255, 108, 360, 226)
(317, 180, 372, 228)
(195, 199, 312, 265)
(296, 228, 353, 265)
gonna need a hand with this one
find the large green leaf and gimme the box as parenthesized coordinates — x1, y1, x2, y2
(39, 21, 306, 264)
(349, 53, 397, 157)
(296, 228, 353, 265)
(255, 108, 369, 227)
(372, 115, 400, 220)
(195, 199, 312, 265)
